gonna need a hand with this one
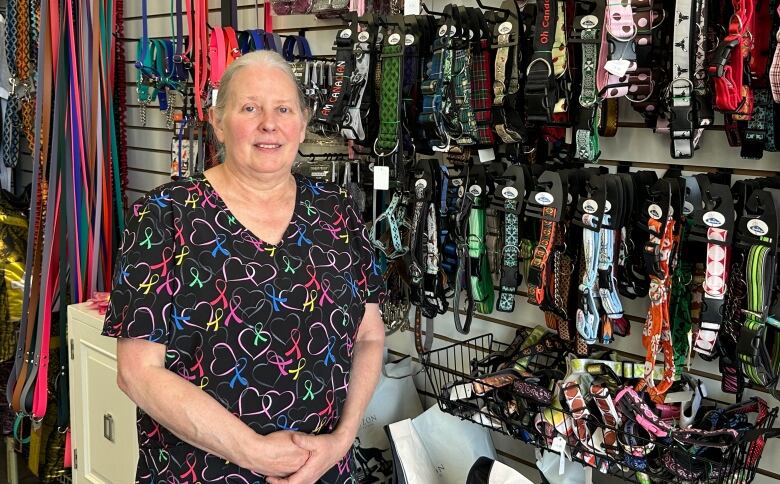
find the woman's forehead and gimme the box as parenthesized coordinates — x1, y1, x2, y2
(232, 65, 298, 97)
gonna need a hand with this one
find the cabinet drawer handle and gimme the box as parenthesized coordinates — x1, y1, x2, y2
(103, 413, 114, 442)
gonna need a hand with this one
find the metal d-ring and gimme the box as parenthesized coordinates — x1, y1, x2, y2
(372, 137, 399, 157)
(526, 57, 552, 77)
(626, 80, 656, 104)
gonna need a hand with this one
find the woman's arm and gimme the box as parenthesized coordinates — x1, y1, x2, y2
(116, 338, 310, 477)
(330, 302, 385, 443)
(267, 303, 385, 484)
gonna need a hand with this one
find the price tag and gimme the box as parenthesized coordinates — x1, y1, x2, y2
(374, 165, 390, 190)
(211, 88, 219, 106)
(478, 148, 495, 163)
(404, 0, 420, 15)
(605, 59, 631, 78)
(551, 436, 567, 453)
(448, 383, 473, 401)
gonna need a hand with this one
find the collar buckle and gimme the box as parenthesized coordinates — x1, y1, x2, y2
(707, 38, 740, 78)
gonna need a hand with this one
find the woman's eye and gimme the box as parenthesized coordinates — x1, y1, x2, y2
(244, 105, 256, 113)
(279, 106, 289, 114)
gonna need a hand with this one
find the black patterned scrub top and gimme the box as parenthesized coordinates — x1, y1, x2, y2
(102, 173, 385, 484)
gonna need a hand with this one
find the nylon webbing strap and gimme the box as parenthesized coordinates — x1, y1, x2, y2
(454, 193, 475, 334)
(498, 198, 520, 312)
(341, 36, 371, 141)
(737, 240, 780, 389)
(693, 227, 730, 357)
(669, 0, 695, 158)
(419, 30, 452, 149)
(741, 89, 771, 159)
(577, 215, 601, 345)
(452, 47, 477, 145)
(316, 27, 354, 128)
(637, 217, 677, 401)
(376, 34, 403, 155)
(573, 0, 604, 162)
(598, 216, 626, 342)
(527, 207, 558, 305)
(468, 192, 494, 314)
(470, 39, 494, 145)
(492, 1, 524, 144)
(525, 0, 559, 123)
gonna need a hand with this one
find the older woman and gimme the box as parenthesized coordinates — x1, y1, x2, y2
(103, 50, 385, 484)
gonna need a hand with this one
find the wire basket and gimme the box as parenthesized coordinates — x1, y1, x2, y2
(421, 333, 779, 484)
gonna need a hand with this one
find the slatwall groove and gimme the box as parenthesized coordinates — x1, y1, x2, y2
(121, 1, 780, 481)
(126, 145, 177, 155)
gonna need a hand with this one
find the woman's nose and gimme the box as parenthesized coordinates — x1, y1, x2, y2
(257, 110, 277, 131)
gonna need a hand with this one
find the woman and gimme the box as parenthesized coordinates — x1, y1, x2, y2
(102, 50, 385, 484)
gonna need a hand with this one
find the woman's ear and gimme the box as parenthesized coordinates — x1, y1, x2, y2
(209, 107, 225, 143)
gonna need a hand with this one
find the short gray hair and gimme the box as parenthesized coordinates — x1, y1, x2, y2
(212, 50, 310, 123)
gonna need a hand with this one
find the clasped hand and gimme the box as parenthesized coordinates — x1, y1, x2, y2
(263, 431, 353, 484)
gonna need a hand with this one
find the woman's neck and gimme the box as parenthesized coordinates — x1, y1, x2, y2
(206, 162, 295, 203)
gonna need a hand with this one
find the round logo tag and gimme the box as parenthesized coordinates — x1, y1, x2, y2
(703, 211, 725, 228)
(451, 178, 463, 187)
(583, 199, 599, 214)
(605, 200, 612, 213)
(502, 187, 519, 200)
(567, 193, 573, 205)
(438, 25, 448, 37)
(368, 162, 375, 172)
(405, 34, 415, 46)
(748, 219, 769, 236)
(535, 192, 554, 206)
(498, 21, 513, 35)
(358, 31, 370, 42)
(648, 203, 663, 220)
(388, 33, 401, 45)
(683, 201, 695, 215)
(581, 15, 599, 29)
(469, 185, 483, 196)
(415, 179, 427, 189)
(340, 29, 352, 39)
(458, 186, 465, 198)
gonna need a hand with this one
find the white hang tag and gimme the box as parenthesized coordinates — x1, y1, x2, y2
(211, 88, 219, 106)
(604, 59, 631, 78)
(448, 383, 473, 401)
(404, 0, 420, 15)
(558, 450, 566, 475)
(551, 436, 566, 453)
(374, 165, 390, 190)
(478, 148, 495, 163)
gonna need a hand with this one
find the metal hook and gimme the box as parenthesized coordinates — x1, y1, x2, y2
(421, 3, 451, 19)
(475, 0, 514, 19)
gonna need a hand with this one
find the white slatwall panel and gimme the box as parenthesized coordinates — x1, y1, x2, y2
(121, 1, 780, 481)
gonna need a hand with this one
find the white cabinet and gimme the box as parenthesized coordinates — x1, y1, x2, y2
(68, 303, 138, 484)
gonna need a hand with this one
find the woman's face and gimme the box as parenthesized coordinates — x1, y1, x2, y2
(211, 64, 307, 177)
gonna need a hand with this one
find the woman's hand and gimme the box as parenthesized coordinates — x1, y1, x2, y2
(265, 431, 354, 484)
(251, 430, 312, 478)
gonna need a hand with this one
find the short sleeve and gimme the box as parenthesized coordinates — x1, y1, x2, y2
(102, 194, 174, 345)
(345, 196, 385, 305)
